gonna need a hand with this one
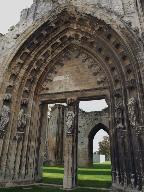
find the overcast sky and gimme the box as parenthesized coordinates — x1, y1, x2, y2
(0, 0, 33, 34)
(0, 0, 109, 153)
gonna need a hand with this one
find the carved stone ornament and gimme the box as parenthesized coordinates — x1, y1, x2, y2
(124, 172, 127, 187)
(115, 100, 123, 129)
(0, 105, 10, 137)
(113, 89, 121, 98)
(3, 93, 12, 102)
(66, 110, 75, 135)
(135, 126, 144, 136)
(17, 109, 28, 132)
(116, 170, 119, 184)
(21, 98, 29, 106)
(115, 101, 123, 111)
(116, 122, 124, 130)
(128, 97, 138, 127)
(131, 173, 135, 189)
(13, 133, 24, 143)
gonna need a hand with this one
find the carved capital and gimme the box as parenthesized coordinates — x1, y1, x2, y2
(67, 97, 78, 106)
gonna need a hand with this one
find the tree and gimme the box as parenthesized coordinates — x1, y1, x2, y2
(98, 136, 110, 161)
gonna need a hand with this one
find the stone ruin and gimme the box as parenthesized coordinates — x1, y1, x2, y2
(0, 0, 144, 191)
(45, 104, 109, 167)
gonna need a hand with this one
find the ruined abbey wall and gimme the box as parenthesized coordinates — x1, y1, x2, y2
(0, 0, 143, 191)
(46, 104, 109, 167)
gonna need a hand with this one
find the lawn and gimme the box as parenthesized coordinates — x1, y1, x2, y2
(0, 186, 110, 192)
(1, 162, 112, 192)
(43, 162, 112, 188)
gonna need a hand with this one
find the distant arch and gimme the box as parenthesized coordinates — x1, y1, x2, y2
(88, 123, 109, 167)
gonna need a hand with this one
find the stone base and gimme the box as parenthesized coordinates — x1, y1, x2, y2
(0, 180, 37, 188)
(63, 175, 77, 190)
(112, 183, 140, 192)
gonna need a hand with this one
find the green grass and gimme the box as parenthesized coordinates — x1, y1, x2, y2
(0, 186, 110, 192)
(1, 162, 112, 192)
(43, 162, 112, 188)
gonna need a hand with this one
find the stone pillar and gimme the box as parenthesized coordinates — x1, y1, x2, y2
(88, 137, 93, 167)
(63, 98, 79, 189)
(36, 103, 48, 181)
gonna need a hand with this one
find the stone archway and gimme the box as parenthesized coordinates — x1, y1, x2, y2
(0, 3, 143, 192)
(88, 123, 109, 167)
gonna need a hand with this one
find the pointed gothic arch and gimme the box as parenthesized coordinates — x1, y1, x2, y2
(88, 123, 109, 167)
(0, 5, 143, 191)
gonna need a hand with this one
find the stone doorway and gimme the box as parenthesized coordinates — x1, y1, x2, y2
(43, 99, 111, 189)
(0, 4, 143, 192)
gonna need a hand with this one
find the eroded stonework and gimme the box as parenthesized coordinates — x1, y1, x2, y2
(46, 104, 109, 167)
(0, 0, 143, 191)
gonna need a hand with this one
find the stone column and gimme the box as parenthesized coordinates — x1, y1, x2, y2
(36, 103, 48, 181)
(63, 98, 79, 189)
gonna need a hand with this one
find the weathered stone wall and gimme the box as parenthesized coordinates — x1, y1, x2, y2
(78, 107, 109, 167)
(47, 104, 109, 167)
(0, 0, 143, 88)
(46, 104, 65, 165)
(0, 0, 143, 190)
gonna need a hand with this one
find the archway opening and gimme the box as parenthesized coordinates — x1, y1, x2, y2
(43, 102, 67, 185)
(42, 99, 112, 188)
(93, 130, 110, 162)
(79, 99, 108, 167)
(88, 124, 110, 167)
(77, 100, 112, 188)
